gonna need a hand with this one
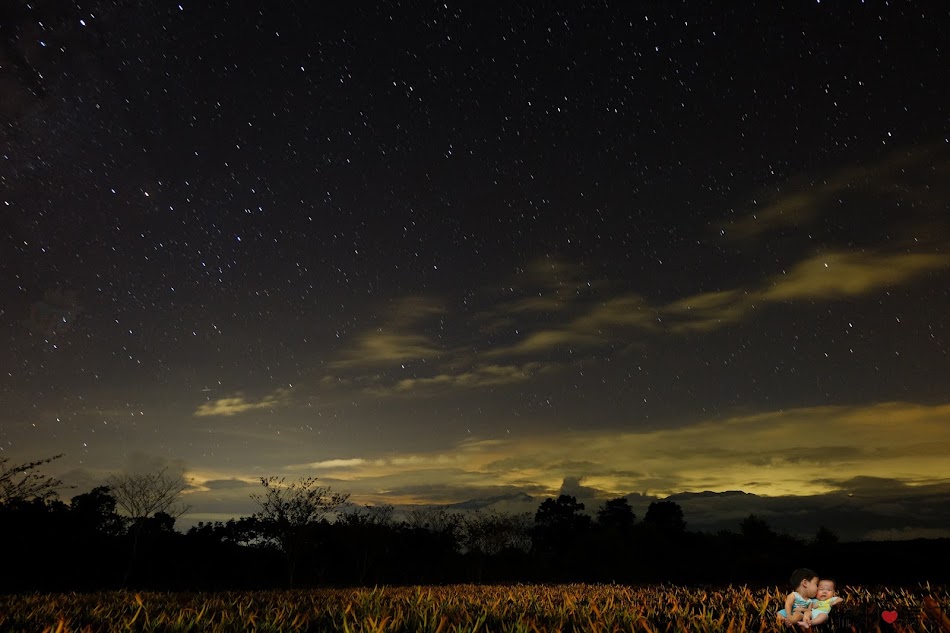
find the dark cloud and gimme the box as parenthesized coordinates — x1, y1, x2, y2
(201, 479, 257, 491)
(661, 480, 950, 541)
(558, 476, 603, 506)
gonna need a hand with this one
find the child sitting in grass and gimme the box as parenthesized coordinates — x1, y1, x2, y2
(777, 568, 819, 627)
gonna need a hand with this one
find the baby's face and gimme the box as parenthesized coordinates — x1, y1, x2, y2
(816, 581, 836, 599)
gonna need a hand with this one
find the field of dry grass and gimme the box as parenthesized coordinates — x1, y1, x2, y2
(1, 582, 947, 632)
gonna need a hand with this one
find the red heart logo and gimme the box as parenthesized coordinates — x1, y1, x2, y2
(882, 610, 898, 623)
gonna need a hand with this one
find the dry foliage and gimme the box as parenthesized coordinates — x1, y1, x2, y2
(0, 582, 947, 632)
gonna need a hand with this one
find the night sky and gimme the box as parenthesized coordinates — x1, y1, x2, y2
(2, 1, 949, 541)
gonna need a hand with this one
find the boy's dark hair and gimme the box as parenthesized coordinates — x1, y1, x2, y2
(790, 568, 817, 588)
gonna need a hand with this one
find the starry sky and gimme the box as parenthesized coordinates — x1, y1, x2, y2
(2, 1, 949, 541)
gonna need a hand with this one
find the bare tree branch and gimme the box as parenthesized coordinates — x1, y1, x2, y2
(0, 453, 72, 504)
(250, 476, 349, 586)
(106, 467, 191, 521)
(251, 477, 349, 531)
(104, 466, 191, 586)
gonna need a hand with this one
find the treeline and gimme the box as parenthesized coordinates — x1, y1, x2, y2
(1, 458, 948, 592)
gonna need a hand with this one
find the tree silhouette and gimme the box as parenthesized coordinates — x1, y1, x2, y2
(401, 506, 465, 583)
(643, 499, 686, 533)
(336, 504, 397, 584)
(142, 510, 177, 534)
(106, 467, 191, 523)
(251, 476, 349, 587)
(404, 506, 461, 536)
(532, 494, 591, 562)
(459, 509, 532, 581)
(106, 467, 191, 584)
(591, 497, 638, 581)
(812, 524, 840, 547)
(461, 509, 532, 557)
(739, 513, 776, 545)
(0, 453, 70, 505)
(70, 486, 125, 536)
(596, 497, 636, 531)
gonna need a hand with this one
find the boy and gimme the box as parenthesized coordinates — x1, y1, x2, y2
(777, 568, 819, 627)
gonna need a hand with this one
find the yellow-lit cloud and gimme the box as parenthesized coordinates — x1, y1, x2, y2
(761, 250, 947, 300)
(315, 240, 947, 386)
(489, 329, 604, 356)
(485, 245, 948, 352)
(485, 294, 655, 357)
(264, 401, 950, 504)
(661, 289, 749, 333)
(660, 248, 948, 332)
(329, 296, 445, 369)
(194, 388, 291, 417)
(180, 471, 259, 494)
(303, 458, 369, 469)
(330, 331, 442, 368)
(368, 363, 546, 396)
(573, 295, 655, 329)
(318, 148, 950, 377)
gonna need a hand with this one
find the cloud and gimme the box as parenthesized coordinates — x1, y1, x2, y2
(488, 329, 605, 356)
(389, 296, 445, 327)
(501, 294, 570, 315)
(724, 148, 949, 240)
(573, 295, 656, 329)
(296, 458, 369, 470)
(661, 289, 749, 333)
(732, 191, 822, 238)
(329, 331, 442, 368)
(485, 294, 655, 357)
(522, 256, 588, 284)
(175, 470, 264, 522)
(657, 247, 947, 333)
(184, 476, 260, 496)
(761, 250, 948, 301)
(319, 375, 353, 389)
(318, 152, 948, 372)
(485, 244, 947, 353)
(662, 480, 950, 541)
(369, 363, 546, 396)
(170, 402, 950, 540)
(25, 287, 84, 338)
(264, 401, 950, 506)
(862, 526, 950, 541)
(558, 476, 603, 503)
(329, 296, 445, 369)
(201, 478, 258, 490)
(194, 388, 291, 417)
(726, 188, 828, 240)
(476, 256, 601, 330)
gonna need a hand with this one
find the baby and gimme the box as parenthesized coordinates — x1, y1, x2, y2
(803, 578, 843, 627)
